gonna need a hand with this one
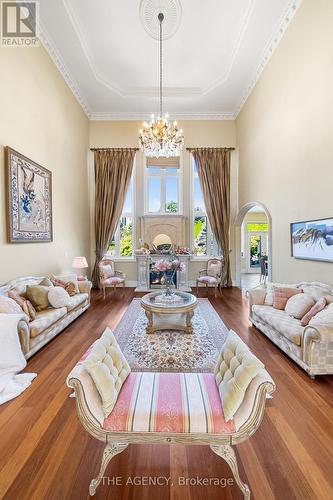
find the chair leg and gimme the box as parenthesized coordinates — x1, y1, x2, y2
(103, 286, 106, 300)
(210, 444, 250, 500)
(196, 280, 199, 297)
(214, 283, 217, 298)
(89, 442, 128, 496)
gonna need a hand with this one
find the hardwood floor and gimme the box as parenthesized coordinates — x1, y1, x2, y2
(0, 287, 332, 500)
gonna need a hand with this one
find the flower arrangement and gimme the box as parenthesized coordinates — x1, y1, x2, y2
(153, 257, 186, 297)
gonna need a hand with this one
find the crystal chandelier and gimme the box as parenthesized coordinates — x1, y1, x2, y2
(139, 12, 184, 158)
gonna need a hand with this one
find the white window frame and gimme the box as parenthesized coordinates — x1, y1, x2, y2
(190, 157, 219, 260)
(107, 163, 136, 261)
(144, 159, 182, 215)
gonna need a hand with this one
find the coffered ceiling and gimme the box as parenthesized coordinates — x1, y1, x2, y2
(38, 0, 301, 119)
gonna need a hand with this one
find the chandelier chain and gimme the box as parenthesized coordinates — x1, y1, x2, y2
(159, 14, 163, 118)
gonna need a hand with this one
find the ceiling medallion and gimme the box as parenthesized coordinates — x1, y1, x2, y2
(140, 0, 182, 40)
(139, 12, 184, 158)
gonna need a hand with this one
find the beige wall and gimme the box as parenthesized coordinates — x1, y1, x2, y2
(89, 120, 237, 283)
(236, 0, 333, 285)
(0, 45, 90, 283)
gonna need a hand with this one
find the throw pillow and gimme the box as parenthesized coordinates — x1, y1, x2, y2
(8, 290, 36, 321)
(264, 282, 299, 306)
(214, 330, 264, 422)
(53, 274, 79, 294)
(26, 285, 50, 311)
(50, 276, 77, 296)
(302, 285, 333, 304)
(273, 287, 301, 310)
(0, 295, 24, 315)
(285, 294, 315, 319)
(39, 277, 53, 287)
(100, 264, 114, 280)
(82, 327, 131, 417)
(308, 303, 333, 326)
(48, 287, 71, 308)
(301, 298, 327, 326)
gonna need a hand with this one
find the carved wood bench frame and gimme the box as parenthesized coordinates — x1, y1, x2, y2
(68, 375, 274, 499)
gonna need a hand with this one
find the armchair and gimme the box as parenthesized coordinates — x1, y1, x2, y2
(99, 259, 126, 299)
(196, 258, 223, 297)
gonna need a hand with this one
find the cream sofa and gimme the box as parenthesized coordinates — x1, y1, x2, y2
(249, 281, 333, 378)
(0, 275, 92, 359)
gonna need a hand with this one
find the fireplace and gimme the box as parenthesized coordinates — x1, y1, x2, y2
(149, 264, 177, 289)
(135, 254, 191, 292)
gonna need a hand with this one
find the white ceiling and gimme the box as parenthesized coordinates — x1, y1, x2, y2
(38, 0, 301, 119)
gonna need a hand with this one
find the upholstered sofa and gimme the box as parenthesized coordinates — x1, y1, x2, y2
(249, 281, 333, 378)
(67, 328, 275, 498)
(0, 275, 92, 359)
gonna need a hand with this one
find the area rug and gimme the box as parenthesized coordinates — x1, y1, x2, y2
(114, 298, 229, 372)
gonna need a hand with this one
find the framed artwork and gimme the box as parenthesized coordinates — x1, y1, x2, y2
(290, 217, 333, 262)
(5, 147, 53, 243)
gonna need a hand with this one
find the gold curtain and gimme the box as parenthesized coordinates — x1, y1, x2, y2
(92, 148, 137, 287)
(189, 148, 232, 287)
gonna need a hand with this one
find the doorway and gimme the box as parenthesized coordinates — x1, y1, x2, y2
(234, 202, 272, 291)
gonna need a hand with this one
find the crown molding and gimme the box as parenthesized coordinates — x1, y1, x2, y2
(38, 22, 91, 117)
(234, 0, 302, 117)
(37, 0, 302, 121)
(89, 111, 236, 121)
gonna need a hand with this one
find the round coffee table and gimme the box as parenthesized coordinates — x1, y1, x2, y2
(141, 291, 198, 334)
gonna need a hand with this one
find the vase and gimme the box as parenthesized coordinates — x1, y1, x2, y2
(161, 270, 176, 301)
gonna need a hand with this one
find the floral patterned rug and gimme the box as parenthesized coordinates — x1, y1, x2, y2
(114, 298, 229, 372)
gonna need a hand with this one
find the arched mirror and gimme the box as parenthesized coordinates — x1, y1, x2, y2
(153, 233, 172, 251)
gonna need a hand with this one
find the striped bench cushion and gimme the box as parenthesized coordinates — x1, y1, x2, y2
(103, 372, 235, 434)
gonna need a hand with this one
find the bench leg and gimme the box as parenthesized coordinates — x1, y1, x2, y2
(210, 444, 250, 500)
(89, 442, 128, 496)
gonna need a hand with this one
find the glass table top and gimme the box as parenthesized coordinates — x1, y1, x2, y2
(141, 290, 197, 309)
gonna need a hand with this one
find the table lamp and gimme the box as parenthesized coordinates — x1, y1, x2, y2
(72, 256, 88, 281)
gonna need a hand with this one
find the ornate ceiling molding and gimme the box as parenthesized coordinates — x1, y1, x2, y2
(37, 0, 303, 120)
(89, 111, 236, 121)
(234, 0, 302, 116)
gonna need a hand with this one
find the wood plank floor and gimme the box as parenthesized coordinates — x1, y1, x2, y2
(0, 287, 332, 500)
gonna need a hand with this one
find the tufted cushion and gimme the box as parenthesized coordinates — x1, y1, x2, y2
(198, 276, 217, 284)
(66, 293, 89, 312)
(214, 330, 264, 422)
(48, 287, 71, 308)
(285, 294, 315, 319)
(82, 327, 131, 417)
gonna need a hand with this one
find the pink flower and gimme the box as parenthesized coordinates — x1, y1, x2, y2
(179, 262, 186, 272)
(153, 259, 169, 272)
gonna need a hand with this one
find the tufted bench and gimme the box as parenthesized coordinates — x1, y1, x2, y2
(67, 328, 275, 499)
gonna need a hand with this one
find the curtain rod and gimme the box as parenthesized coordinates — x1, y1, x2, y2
(90, 147, 139, 151)
(186, 147, 235, 151)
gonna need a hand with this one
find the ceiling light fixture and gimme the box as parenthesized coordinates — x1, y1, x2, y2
(139, 12, 184, 157)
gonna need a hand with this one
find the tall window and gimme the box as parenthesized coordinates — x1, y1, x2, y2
(108, 176, 134, 258)
(192, 161, 219, 257)
(146, 157, 180, 214)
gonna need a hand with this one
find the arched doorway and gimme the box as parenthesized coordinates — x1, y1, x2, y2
(234, 202, 272, 289)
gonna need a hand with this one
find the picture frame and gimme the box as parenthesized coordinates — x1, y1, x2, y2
(290, 217, 333, 262)
(5, 147, 53, 243)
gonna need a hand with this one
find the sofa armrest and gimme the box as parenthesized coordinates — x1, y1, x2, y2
(78, 280, 92, 300)
(248, 286, 266, 319)
(18, 319, 30, 355)
(304, 324, 333, 344)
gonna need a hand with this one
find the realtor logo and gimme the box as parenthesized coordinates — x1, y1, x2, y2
(1, 1, 39, 46)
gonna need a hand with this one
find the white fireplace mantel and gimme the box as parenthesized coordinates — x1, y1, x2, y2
(139, 215, 186, 248)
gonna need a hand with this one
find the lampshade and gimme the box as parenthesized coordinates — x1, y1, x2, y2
(72, 256, 88, 269)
